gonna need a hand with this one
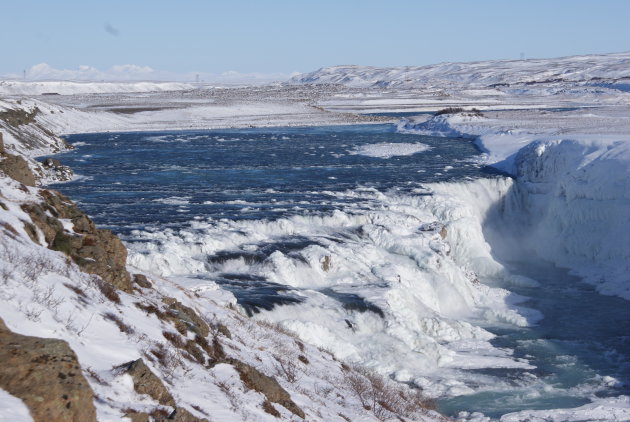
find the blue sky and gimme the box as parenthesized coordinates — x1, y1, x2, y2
(3, 0, 630, 81)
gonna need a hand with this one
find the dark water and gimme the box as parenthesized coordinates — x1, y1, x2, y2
(48, 124, 497, 234)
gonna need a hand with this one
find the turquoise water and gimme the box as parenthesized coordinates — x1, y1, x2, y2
(439, 260, 630, 418)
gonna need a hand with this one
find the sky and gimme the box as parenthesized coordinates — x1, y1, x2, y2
(2, 0, 630, 82)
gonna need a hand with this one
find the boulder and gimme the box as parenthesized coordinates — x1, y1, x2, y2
(0, 318, 97, 422)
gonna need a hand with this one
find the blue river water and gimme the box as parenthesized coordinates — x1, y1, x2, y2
(50, 124, 497, 234)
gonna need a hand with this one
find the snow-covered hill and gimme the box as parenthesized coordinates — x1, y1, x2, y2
(290, 52, 630, 88)
(0, 81, 195, 96)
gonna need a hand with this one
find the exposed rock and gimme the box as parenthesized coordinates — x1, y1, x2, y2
(0, 318, 97, 422)
(41, 157, 73, 182)
(133, 273, 153, 288)
(0, 106, 40, 127)
(227, 358, 305, 419)
(21, 189, 132, 292)
(121, 359, 175, 406)
(162, 297, 209, 337)
(158, 407, 210, 422)
(0, 153, 36, 186)
(129, 407, 210, 422)
(124, 411, 150, 422)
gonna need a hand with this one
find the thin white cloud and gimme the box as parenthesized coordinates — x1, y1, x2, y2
(2, 63, 298, 85)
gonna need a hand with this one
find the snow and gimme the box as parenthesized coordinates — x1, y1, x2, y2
(290, 51, 630, 88)
(0, 389, 33, 422)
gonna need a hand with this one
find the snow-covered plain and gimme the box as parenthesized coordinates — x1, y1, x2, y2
(2, 51, 630, 421)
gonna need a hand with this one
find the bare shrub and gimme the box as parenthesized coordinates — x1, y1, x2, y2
(103, 312, 134, 334)
(24, 304, 43, 322)
(346, 367, 435, 421)
(33, 285, 64, 313)
(22, 252, 53, 285)
(0, 265, 14, 284)
(63, 282, 86, 297)
(89, 275, 120, 304)
(85, 366, 107, 385)
(274, 355, 300, 383)
(135, 302, 166, 319)
(162, 330, 186, 348)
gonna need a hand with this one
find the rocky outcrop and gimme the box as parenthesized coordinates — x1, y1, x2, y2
(0, 153, 36, 186)
(21, 188, 132, 292)
(0, 106, 40, 127)
(0, 318, 97, 422)
(162, 297, 210, 338)
(121, 359, 210, 422)
(41, 157, 74, 182)
(228, 358, 305, 419)
(121, 359, 176, 406)
(0, 132, 37, 186)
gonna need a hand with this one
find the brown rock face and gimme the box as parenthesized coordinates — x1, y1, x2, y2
(21, 189, 132, 292)
(228, 358, 305, 419)
(162, 298, 210, 337)
(0, 153, 36, 186)
(0, 318, 97, 422)
(0, 106, 40, 127)
(156, 408, 209, 422)
(121, 359, 175, 406)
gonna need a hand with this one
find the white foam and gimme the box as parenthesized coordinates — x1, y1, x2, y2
(126, 178, 537, 397)
(349, 142, 431, 158)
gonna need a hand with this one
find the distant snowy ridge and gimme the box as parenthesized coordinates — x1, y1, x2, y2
(0, 80, 194, 96)
(290, 51, 630, 88)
